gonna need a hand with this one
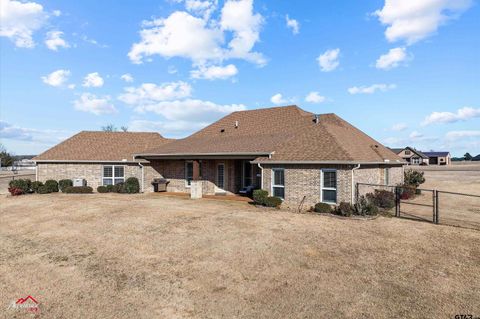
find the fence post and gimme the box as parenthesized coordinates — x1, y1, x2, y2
(395, 186, 400, 218)
(435, 190, 439, 224)
(432, 190, 436, 224)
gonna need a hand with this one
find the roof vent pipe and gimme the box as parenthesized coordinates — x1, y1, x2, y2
(235, 120, 239, 128)
(313, 114, 320, 124)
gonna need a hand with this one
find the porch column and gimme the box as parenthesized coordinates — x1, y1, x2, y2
(192, 160, 200, 180)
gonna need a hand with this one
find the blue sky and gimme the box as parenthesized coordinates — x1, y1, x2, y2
(1, 0, 479, 156)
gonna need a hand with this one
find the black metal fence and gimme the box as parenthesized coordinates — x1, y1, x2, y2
(356, 183, 480, 231)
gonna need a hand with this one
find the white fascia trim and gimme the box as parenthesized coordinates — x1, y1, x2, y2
(134, 152, 272, 158)
(251, 160, 407, 165)
(34, 160, 139, 163)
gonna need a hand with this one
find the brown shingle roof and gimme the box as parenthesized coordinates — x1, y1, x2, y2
(139, 105, 403, 163)
(34, 131, 168, 162)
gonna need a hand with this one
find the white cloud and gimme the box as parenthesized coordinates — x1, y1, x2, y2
(118, 82, 192, 105)
(422, 107, 480, 126)
(305, 91, 326, 104)
(286, 15, 299, 34)
(185, 0, 218, 20)
(73, 93, 116, 115)
(445, 130, 480, 141)
(129, 119, 207, 137)
(128, 0, 265, 67)
(375, 47, 408, 70)
(45, 30, 69, 51)
(0, 120, 65, 144)
(135, 99, 245, 122)
(374, 0, 472, 45)
(409, 131, 423, 139)
(0, 0, 49, 48)
(317, 48, 340, 72)
(348, 83, 396, 94)
(190, 64, 238, 80)
(82, 72, 104, 88)
(41, 69, 70, 87)
(270, 93, 288, 105)
(52, 10, 61, 17)
(120, 73, 134, 83)
(391, 123, 407, 131)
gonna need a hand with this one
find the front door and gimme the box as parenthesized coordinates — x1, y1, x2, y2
(216, 163, 226, 193)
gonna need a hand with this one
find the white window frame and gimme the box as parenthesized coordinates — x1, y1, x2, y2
(185, 161, 193, 187)
(320, 169, 337, 204)
(271, 168, 285, 200)
(102, 165, 125, 186)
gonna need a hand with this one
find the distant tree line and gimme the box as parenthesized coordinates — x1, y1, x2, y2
(451, 152, 480, 161)
(101, 124, 128, 132)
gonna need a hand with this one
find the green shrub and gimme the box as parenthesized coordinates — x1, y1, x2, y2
(113, 182, 126, 193)
(264, 196, 282, 208)
(253, 189, 268, 205)
(44, 180, 59, 193)
(64, 186, 93, 194)
(354, 196, 378, 216)
(97, 186, 109, 193)
(106, 184, 115, 192)
(334, 202, 354, 217)
(366, 190, 395, 209)
(8, 179, 31, 193)
(31, 181, 43, 193)
(58, 179, 73, 192)
(37, 186, 50, 194)
(314, 202, 333, 214)
(404, 169, 425, 188)
(124, 177, 140, 193)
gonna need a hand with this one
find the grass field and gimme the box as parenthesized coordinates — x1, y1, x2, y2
(1, 192, 479, 318)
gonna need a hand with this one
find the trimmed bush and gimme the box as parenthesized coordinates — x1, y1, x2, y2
(113, 182, 126, 193)
(8, 187, 24, 196)
(58, 179, 73, 192)
(334, 202, 354, 217)
(37, 186, 50, 194)
(124, 177, 140, 194)
(253, 189, 268, 205)
(264, 196, 282, 208)
(64, 186, 93, 194)
(354, 196, 378, 216)
(106, 184, 115, 192)
(97, 186, 109, 193)
(31, 181, 43, 193)
(44, 180, 59, 193)
(404, 169, 425, 188)
(314, 202, 333, 214)
(366, 190, 395, 209)
(8, 179, 31, 193)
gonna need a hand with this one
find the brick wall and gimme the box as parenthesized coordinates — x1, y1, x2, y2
(37, 162, 142, 191)
(261, 163, 404, 209)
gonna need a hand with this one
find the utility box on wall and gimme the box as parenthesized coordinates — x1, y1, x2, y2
(73, 178, 86, 187)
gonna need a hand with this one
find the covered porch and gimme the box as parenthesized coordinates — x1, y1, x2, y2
(138, 155, 264, 196)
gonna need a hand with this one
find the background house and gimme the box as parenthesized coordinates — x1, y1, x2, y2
(390, 147, 429, 165)
(422, 152, 451, 165)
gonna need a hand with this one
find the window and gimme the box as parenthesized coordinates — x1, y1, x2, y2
(384, 168, 390, 185)
(185, 161, 193, 186)
(321, 169, 337, 204)
(272, 168, 285, 199)
(405, 150, 411, 155)
(103, 165, 124, 185)
(217, 163, 225, 189)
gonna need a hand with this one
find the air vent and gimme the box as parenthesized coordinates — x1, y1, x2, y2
(220, 128, 225, 133)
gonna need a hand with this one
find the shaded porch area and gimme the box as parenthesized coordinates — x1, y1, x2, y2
(150, 191, 253, 202)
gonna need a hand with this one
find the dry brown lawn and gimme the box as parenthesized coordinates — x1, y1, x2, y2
(1, 193, 479, 319)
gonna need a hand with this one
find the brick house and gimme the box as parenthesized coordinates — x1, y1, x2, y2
(390, 147, 429, 165)
(34, 105, 405, 208)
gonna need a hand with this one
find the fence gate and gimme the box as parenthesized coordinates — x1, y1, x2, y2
(396, 187, 436, 223)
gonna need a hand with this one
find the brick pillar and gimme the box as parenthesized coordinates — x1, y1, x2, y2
(192, 160, 200, 180)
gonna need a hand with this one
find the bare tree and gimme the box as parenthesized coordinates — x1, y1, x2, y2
(120, 126, 128, 132)
(102, 124, 117, 132)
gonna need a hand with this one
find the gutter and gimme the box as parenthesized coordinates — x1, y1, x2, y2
(134, 152, 272, 159)
(251, 160, 407, 165)
(138, 162, 144, 193)
(257, 163, 264, 189)
(351, 164, 361, 203)
(33, 159, 141, 164)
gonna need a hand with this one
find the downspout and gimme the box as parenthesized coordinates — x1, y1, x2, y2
(351, 164, 361, 203)
(138, 163, 144, 193)
(35, 163, 38, 182)
(257, 163, 264, 190)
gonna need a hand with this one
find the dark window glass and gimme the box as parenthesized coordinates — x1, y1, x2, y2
(323, 171, 336, 188)
(114, 166, 124, 178)
(273, 169, 284, 186)
(273, 187, 285, 199)
(186, 162, 193, 186)
(103, 166, 113, 178)
(322, 190, 336, 203)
